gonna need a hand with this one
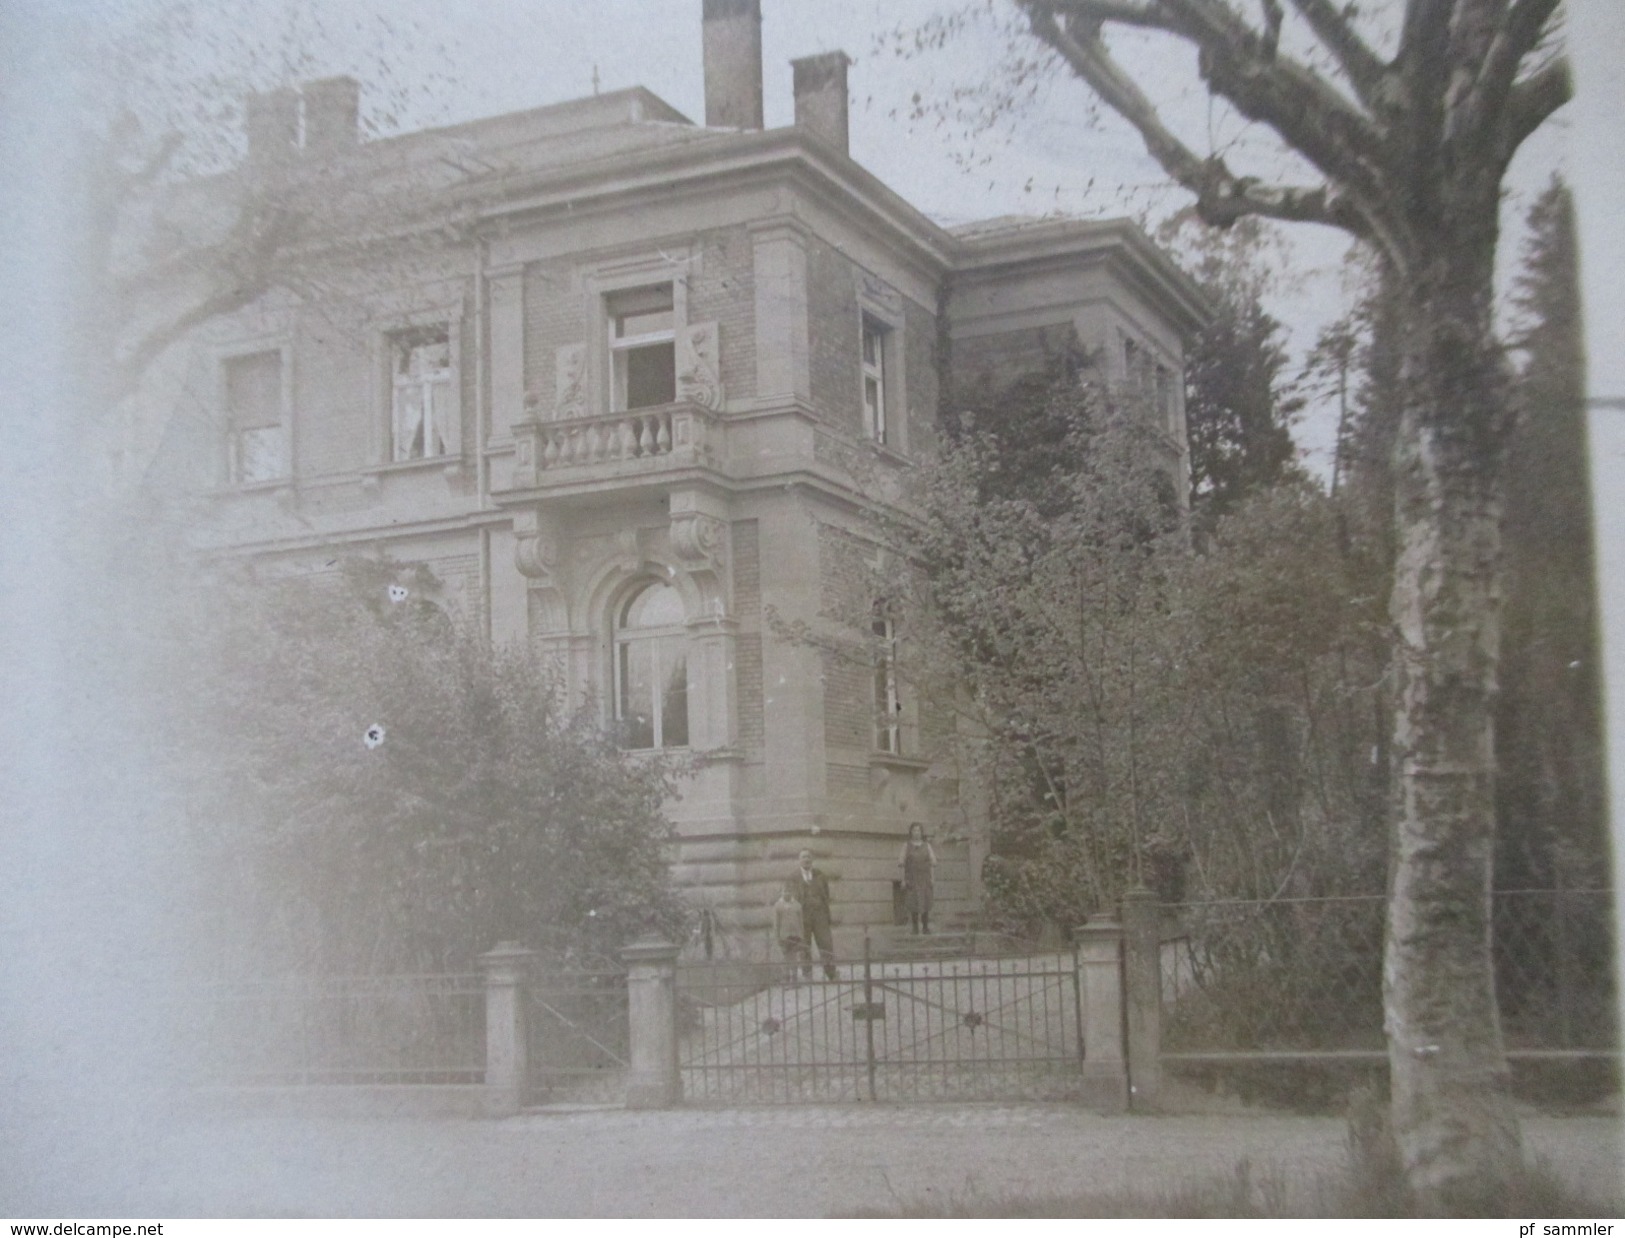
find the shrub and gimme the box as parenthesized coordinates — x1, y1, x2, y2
(151, 556, 684, 974)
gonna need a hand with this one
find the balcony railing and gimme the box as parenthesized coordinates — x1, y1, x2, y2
(542, 409, 673, 466)
(509, 401, 721, 488)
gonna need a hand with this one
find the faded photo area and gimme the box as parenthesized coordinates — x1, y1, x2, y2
(2, 0, 1621, 1220)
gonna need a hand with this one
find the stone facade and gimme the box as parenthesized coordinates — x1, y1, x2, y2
(144, 4, 1205, 958)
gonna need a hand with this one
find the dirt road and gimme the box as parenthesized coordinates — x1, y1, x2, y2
(8, 1102, 1619, 1217)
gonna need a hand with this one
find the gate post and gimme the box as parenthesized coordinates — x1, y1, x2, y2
(478, 942, 535, 1118)
(1121, 886, 1162, 1110)
(1074, 915, 1129, 1112)
(621, 935, 682, 1109)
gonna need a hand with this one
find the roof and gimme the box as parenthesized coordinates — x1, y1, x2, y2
(155, 83, 1208, 335)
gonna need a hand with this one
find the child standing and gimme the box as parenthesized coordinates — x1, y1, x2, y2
(772, 890, 806, 981)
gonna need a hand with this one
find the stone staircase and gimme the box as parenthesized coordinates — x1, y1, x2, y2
(862, 913, 1035, 960)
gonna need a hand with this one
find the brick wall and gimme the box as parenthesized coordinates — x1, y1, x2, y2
(807, 240, 862, 431)
(687, 228, 756, 405)
(522, 259, 579, 409)
(903, 295, 941, 457)
(817, 520, 883, 752)
(293, 319, 373, 477)
(822, 648, 871, 752)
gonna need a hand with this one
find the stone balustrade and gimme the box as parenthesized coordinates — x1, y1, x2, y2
(511, 402, 719, 487)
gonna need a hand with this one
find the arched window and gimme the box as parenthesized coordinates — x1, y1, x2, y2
(614, 580, 689, 750)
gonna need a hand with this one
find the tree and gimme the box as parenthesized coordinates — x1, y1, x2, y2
(1495, 182, 1607, 893)
(900, 376, 1385, 922)
(148, 557, 684, 974)
(1158, 215, 1304, 529)
(69, 1, 461, 490)
(987, 0, 1572, 1204)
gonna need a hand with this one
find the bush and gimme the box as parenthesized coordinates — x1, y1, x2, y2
(151, 556, 684, 974)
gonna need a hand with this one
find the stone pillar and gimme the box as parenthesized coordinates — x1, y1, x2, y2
(1120, 885, 1163, 1110)
(750, 222, 811, 403)
(621, 935, 682, 1109)
(478, 942, 535, 1117)
(1075, 917, 1128, 1112)
(487, 266, 525, 441)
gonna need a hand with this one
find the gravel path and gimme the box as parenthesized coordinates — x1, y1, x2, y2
(9, 1103, 1620, 1217)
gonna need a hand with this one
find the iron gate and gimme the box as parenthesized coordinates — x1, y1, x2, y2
(677, 941, 1085, 1103)
(524, 964, 630, 1104)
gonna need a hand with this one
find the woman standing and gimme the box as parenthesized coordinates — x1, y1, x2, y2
(897, 822, 937, 935)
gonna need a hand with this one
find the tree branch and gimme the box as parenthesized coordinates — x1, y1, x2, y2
(1468, 0, 1565, 147)
(1502, 55, 1572, 160)
(1051, 0, 1180, 31)
(1397, 0, 1455, 149)
(1481, 0, 1564, 99)
(111, 205, 302, 404)
(1284, 0, 1390, 107)
(1018, 1, 1371, 236)
(1152, 0, 1387, 187)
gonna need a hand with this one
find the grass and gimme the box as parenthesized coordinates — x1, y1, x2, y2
(847, 1094, 1624, 1218)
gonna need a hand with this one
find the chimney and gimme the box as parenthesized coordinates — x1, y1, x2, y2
(792, 52, 851, 155)
(702, 0, 763, 130)
(302, 76, 361, 154)
(244, 87, 298, 164)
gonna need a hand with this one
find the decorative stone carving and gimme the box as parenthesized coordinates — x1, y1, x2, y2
(555, 343, 586, 421)
(514, 505, 568, 632)
(513, 508, 559, 580)
(670, 511, 728, 570)
(675, 321, 723, 412)
(668, 492, 731, 623)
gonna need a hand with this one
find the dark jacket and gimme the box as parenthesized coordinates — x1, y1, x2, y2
(788, 867, 832, 916)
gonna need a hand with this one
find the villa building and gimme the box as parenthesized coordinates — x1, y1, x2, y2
(144, 0, 1205, 953)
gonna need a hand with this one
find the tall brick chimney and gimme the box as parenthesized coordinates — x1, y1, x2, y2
(302, 76, 361, 153)
(791, 51, 851, 155)
(702, 0, 763, 130)
(245, 87, 299, 164)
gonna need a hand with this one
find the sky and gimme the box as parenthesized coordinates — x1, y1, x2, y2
(30, 0, 1578, 479)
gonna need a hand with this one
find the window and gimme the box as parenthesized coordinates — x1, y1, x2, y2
(390, 326, 454, 460)
(873, 614, 901, 753)
(861, 314, 889, 444)
(224, 350, 285, 484)
(615, 580, 689, 750)
(608, 284, 676, 411)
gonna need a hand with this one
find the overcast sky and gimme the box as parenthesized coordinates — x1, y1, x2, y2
(23, 0, 1590, 474)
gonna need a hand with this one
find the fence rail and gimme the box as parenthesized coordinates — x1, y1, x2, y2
(676, 942, 1085, 1104)
(524, 967, 629, 1104)
(173, 972, 486, 1086)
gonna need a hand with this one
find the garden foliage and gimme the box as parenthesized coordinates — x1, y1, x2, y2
(153, 557, 683, 975)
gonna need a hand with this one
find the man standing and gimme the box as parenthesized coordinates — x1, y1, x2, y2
(788, 848, 838, 981)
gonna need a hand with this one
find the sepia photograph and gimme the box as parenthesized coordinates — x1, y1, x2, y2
(2, 0, 1622, 1221)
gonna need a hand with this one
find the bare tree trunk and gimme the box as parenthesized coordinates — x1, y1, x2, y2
(1384, 233, 1523, 1207)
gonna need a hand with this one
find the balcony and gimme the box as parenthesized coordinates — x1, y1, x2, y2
(504, 401, 724, 495)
